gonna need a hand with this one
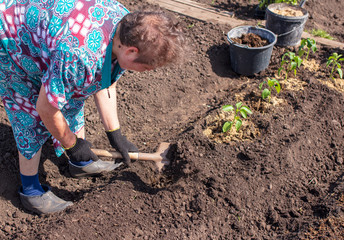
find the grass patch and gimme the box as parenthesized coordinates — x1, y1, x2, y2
(309, 29, 335, 40)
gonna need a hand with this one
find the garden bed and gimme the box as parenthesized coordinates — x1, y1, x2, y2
(0, 0, 343, 239)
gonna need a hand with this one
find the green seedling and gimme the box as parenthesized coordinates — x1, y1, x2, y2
(326, 52, 343, 79)
(278, 51, 303, 80)
(258, 0, 297, 9)
(258, 0, 275, 9)
(298, 38, 317, 60)
(237, 215, 241, 221)
(187, 23, 195, 29)
(256, 21, 265, 28)
(222, 102, 252, 133)
(276, 0, 298, 4)
(310, 29, 334, 40)
(259, 78, 281, 102)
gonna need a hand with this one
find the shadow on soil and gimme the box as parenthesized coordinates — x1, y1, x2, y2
(207, 43, 237, 78)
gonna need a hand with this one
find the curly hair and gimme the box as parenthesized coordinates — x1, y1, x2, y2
(118, 10, 188, 68)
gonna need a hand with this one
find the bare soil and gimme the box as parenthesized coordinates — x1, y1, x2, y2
(1, 0, 344, 239)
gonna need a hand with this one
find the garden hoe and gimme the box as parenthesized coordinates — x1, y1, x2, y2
(91, 142, 171, 172)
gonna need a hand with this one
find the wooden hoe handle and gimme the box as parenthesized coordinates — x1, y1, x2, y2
(91, 142, 171, 172)
(91, 149, 162, 162)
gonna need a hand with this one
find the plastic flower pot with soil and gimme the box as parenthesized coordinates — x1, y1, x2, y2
(254, 0, 306, 19)
(227, 25, 277, 76)
(265, 3, 308, 46)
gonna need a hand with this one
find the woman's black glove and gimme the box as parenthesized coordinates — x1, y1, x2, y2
(106, 128, 138, 165)
(65, 137, 99, 162)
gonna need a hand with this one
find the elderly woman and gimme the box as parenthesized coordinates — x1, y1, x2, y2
(0, 0, 186, 214)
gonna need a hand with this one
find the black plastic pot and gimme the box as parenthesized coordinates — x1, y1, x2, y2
(254, 0, 307, 19)
(265, 3, 308, 46)
(227, 26, 277, 76)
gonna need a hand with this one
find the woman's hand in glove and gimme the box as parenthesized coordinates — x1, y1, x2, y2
(106, 128, 138, 165)
(64, 137, 99, 162)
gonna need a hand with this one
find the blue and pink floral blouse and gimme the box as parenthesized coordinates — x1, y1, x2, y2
(0, 0, 128, 159)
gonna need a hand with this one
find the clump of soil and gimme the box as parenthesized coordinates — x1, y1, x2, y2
(272, 7, 304, 17)
(232, 33, 269, 47)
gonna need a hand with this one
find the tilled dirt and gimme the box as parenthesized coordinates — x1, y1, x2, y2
(1, 0, 344, 239)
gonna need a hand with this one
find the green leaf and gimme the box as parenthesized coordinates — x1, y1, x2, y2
(307, 38, 312, 48)
(281, 53, 287, 61)
(235, 119, 242, 132)
(222, 121, 232, 133)
(311, 46, 317, 53)
(236, 102, 243, 109)
(259, 82, 265, 90)
(240, 106, 252, 115)
(222, 105, 234, 112)
(289, 52, 295, 59)
(326, 59, 332, 67)
(240, 109, 248, 118)
(338, 68, 343, 79)
(258, 0, 268, 8)
(262, 88, 270, 99)
(296, 57, 302, 67)
(306, 38, 314, 47)
(274, 81, 281, 93)
(299, 39, 306, 48)
(267, 79, 274, 88)
(298, 49, 305, 57)
(291, 61, 297, 70)
(278, 67, 283, 76)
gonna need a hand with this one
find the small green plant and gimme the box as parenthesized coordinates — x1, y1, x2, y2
(326, 52, 343, 79)
(237, 215, 241, 221)
(187, 23, 195, 29)
(222, 102, 252, 133)
(278, 51, 303, 80)
(259, 78, 281, 102)
(258, 0, 298, 9)
(298, 38, 317, 60)
(256, 21, 265, 28)
(310, 29, 334, 40)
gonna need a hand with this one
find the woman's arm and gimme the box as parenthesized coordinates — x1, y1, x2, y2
(94, 83, 138, 164)
(36, 86, 76, 148)
(94, 83, 120, 131)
